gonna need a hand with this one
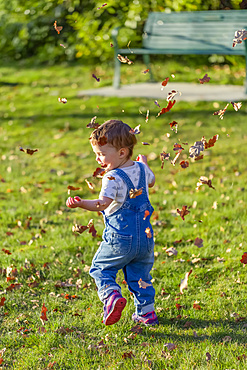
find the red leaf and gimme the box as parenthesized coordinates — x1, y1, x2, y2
(0, 297, 6, 307)
(240, 252, 247, 264)
(161, 77, 169, 87)
(157, 100, 176, 117)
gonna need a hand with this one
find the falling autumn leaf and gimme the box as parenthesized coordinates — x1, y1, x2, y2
(232, 29, 247, 47)
(213, 103, 229, 119)
(138, 278, 152, 289)
(143, 210, 150, 220)
(161, 77, 169, 87)
(167, 90, 181, 101)
(203, 134, 219, 149)
(20, 147, 38, 155)
(180, 269, 193, 294)
(92, 74, 100, 82)
(85, 179, 94, 190)
(145, 227, 152, 238)
(231, 101, 242, 111)
(196, 176, 215, 191)
(129, 125, 141, 135)
(97, 135, 107, 146)
(177, 206, 190, 221)
(142, 69, 149, 74)
(129, 188, 142, 199)
(87, 116, 100, 129)
(180, 160, 189, 169)
(93, 167, 106, 178)
(58, 97, 67, 104)
(189, 140, 204, 159)
(160, 152, 170, 169)
(117, 54, 133, 65)
(199, 74, 211, 84)
(67, 185, 81, 195)
(157, 100, 176, 117)
(53, 20, 63, 34)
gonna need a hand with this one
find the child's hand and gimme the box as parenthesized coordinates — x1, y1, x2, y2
(66, 196, 82, 208)
(136, 154, 148, 165)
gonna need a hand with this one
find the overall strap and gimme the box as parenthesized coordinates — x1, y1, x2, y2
(109, 168, 135, 191)
(136, 162, 148, 196)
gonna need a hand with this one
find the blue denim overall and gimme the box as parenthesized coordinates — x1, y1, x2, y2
(89, 162, 155, 315)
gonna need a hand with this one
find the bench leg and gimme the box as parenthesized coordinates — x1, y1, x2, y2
(143, 54, 154, 82)
(113, 58, 121, 89)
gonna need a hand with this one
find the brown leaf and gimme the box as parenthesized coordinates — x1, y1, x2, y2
(53, 20, 63, 34)
(130, 325, 143, 334)
(122, 351, 135, 359)
(177, 206, 190, 221)
(231, 101, 242, 111)
(157, 100, 176, 117)
(180, 160, 189, 169)
(20, 147, 38, 155)
(93, 167, 106, 178)
(0, 297, 6, 307)
(193, 303, 201, 310)
(87, 116, 100, 129)
(206, 352, 211, 362)
(163, 343, 177, 351)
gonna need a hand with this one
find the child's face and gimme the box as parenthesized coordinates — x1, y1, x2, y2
(92, 143, 123, 171)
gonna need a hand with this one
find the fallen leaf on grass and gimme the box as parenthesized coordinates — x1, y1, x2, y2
(0, 297, 6, 307)
(165, 247, 178, 256)
(122, 351, 135, 359)
(240, 252, 247, 264)
(40, 303, 48, 325)
(130, 325, 143, 334)
(177, 206, 190, 221)
(6, 283, 22, 291)
(193, 303, 201, 310)
(194, 238, 203, 248)
(206, 352, 211, 362)
(199, 74, 211, 84)
(2, 248, 11, 255)
(20, 147, 38, 155)
(163, 343, 177, 351)
(180, 269, 193, 294)
(138, 278, 152, 289)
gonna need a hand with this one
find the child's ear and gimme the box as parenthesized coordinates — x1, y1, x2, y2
(119, 148, 128, 158)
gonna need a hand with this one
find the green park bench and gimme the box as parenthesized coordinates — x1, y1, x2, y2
(112, 10, 247, 91)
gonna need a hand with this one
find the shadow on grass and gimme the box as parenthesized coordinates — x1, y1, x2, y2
(143, 317, 246, 344)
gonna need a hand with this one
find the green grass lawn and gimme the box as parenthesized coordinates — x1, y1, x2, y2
(0, 60, 246, 369)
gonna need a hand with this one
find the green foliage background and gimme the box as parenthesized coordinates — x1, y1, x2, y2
(0, 0, 244, 64)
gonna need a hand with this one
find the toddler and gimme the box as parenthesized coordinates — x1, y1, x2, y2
(66, 119, 158, 326)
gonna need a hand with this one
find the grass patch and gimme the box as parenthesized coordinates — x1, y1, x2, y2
(0, 61, 246, 369)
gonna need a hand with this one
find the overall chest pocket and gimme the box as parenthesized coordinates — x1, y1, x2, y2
(107, 232, 132, 256)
